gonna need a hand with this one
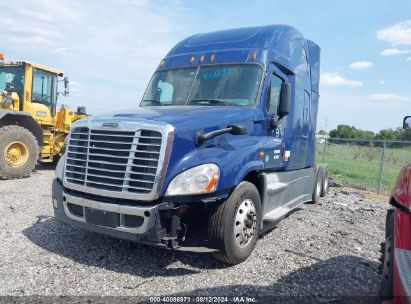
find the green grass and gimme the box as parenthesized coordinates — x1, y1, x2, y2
(316, 142, 411, 193)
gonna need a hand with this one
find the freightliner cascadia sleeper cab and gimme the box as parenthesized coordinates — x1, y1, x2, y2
(52, 25, 328, 264)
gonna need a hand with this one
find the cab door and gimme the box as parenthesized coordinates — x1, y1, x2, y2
(301, 90, 311, 162)
(261, 72, 285, 170)
(30, 68, 57, 125)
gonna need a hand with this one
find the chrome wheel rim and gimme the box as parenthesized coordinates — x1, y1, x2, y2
(324, 174, 329, 192)
(234, 199, 257, 248)
(316, 176, 321, 197)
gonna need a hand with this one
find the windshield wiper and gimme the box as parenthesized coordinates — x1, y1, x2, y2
(188, 99, 229, 106)
(141, 99, 161, 105)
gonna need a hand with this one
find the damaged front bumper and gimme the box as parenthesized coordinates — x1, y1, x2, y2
(52, 178, 217, 253)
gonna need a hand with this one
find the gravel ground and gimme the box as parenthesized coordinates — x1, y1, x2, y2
(0, 166, 388, 302)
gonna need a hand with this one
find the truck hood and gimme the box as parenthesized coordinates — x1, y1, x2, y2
(94, 106, 255, 133)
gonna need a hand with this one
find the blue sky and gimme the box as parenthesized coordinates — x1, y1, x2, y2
(1, 0, 410, 132)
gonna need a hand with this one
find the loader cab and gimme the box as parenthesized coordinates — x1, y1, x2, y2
(31, 68, 58, 116)
(25, 62, 67, 126)
(0, 62, 69, 125)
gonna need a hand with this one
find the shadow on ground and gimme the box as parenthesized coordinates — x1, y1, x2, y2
(23, 209, 307, 277)
(23, 215, 228, 277)
(167, 255, 381, 303)
(35, 162, 57, 172)
(22, 212, 381, 302)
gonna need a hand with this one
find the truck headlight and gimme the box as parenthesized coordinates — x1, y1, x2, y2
(55, 154, 65, 181)
(166, 164, 220, 196)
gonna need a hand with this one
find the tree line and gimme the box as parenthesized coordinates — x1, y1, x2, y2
(319, 124, 411, 142)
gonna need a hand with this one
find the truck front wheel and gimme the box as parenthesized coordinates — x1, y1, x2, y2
(208, 181, 261, 265)
(0, 126, 39, 179)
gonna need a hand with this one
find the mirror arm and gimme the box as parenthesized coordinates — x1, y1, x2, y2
(195, 128, 231, 146)
(195, 124, 247, 146)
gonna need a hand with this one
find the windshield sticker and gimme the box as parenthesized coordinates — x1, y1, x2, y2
(201, 68, 232, 80)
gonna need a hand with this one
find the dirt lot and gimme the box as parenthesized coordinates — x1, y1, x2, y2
(0, 166, 389, 303)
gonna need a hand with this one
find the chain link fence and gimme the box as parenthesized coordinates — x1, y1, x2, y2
(316, 137, 411, 194)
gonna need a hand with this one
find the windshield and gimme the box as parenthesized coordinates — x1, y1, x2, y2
(141, 64, 262, 107)
(0, 66, 25, 93)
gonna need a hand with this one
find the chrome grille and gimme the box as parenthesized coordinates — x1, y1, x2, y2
(65, 127, 163, 195)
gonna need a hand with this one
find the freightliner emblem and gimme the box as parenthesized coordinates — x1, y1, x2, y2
(102, 122, 119, 128)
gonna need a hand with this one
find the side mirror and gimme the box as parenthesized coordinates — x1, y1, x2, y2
(403, 116, 411, 130)
(278, 82, 291, 117)
(76, 106, 87, 115)
(63, 77, 69, 96)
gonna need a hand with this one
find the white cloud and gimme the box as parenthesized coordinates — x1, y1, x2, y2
(407, 57, 411, 62)
(52, 48, 69, 55)
(9, 36, 53, 45)
(0, 17, 62, 45)
(379, 80, 385, 85)
(10, 0, 85, 22)
(0, 0, 196, 114)
(120, 0, 149, 7)
(349, 61, 373, 70)
(377, 20, 411, 46)
(380, 48, 411, 56)
(369, 94, 410, 103)
(321, 73, 363, 87)
(70, 80, 82, 87)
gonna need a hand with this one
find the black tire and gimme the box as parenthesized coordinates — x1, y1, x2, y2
(320, 165, 329, 197)
(312, 167, 322, 204)
(0, 126, 39, 179)
(379, 209, 394, 300)
(208, 181, 262, 265)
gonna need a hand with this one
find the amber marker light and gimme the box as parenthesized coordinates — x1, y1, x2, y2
(204, 172, 219, 193)
(210, 54, 215, 62)
(200, 55, 205, 63)
(251, 52, 257, 61)
(189, 55, 195, 64)
(259, 151, 265, 158)
(159, 59, 165, 68)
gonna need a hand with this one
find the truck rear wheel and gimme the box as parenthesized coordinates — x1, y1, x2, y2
(0, 126, 39, 179)
(208, 181, 261, 265)
(312, 167, 322, 203)
(319, 165, 329, 197)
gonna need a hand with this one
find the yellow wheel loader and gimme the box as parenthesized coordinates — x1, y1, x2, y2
(0, 53, 86, 179)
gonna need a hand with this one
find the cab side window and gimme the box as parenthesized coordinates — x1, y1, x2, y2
(32, 69, 54, 108)
(266, 74, 282, 117)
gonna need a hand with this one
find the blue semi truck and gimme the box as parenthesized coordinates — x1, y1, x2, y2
(52, 25, 328, 264)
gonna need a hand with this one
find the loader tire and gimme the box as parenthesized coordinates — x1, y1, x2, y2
(208, 181, 261, 265)
(0, 126, 39, 179)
